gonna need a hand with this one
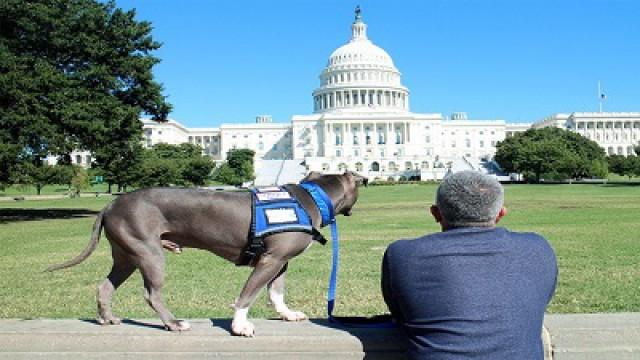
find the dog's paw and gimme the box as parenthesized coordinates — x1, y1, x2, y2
(280, 310, 308, 322)
(96, 316, 121, 325)
(231, 319, 255, 337)
(165, 320, 191, 332)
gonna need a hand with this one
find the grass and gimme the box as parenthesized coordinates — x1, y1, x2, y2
(1, 183, 639, 320)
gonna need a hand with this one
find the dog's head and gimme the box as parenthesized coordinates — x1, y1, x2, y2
(302, 171, 367, 217)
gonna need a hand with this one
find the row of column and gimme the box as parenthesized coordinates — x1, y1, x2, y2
(574, 121, 640, 144)
(575, 121, 640, 130)
(314, 89, 408, 112)
(325, 121, 412, 147)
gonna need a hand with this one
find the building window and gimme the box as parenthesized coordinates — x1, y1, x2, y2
(355, 162, 363, 172)
(336, 149, 341, 157)
(75, 155, 81, 164)
(480, 140, 484, 147)
(258, 142, 264, 151)
(338, 163, 348, 171)
(388, 161, 398, 171)
(354, 149, 359, 157)
(465, 139, 471, 148)
(371, 161, 380, 172)
(421, 161, 429, 169)
(322, 163, 330, 171)
(336, 133, 342, 145)
(353, 134, 359, 145)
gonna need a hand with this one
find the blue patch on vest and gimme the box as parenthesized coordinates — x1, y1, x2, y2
(251, 187, 313, 239)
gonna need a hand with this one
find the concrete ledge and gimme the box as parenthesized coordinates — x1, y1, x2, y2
(1, 314, 638, 359)
(0, 318, 406, 359)
(545, 313, 640, 360)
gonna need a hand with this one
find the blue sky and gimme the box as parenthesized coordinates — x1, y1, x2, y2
(114, 0, 640, 127)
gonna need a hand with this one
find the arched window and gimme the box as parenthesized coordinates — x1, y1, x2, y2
(617, 146, 624, 155)
(322, 163, 330, 171)
(355, 162, 363, 172)
(388, 161, 398, 171)
(405, 161, 412, 170)
(607, 147, 614, 155)
(338, 163, 348, 171)
(371, 161, 380, 172)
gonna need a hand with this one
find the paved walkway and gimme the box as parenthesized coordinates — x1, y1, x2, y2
(0, 314, 638, 359)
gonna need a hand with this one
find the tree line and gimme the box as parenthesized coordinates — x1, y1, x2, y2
(495, 127, 639, 182)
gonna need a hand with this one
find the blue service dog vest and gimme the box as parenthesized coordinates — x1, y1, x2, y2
(239, 186, 326, 266)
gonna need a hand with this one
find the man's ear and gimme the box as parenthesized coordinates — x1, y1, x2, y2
(495, 207, 507, 224)
(430, 205, 443, 223)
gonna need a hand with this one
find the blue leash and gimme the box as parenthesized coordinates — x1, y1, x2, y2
(326, 218, 396, 328)
(300, 181, 395, 328)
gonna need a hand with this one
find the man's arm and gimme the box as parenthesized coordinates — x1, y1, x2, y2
(381, 248, 404, 323)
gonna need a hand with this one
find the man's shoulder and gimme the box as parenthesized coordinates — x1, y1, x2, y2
(386, 232, 443, 254)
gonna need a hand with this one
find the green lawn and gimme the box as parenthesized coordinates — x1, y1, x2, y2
(1, 183, 639, 320)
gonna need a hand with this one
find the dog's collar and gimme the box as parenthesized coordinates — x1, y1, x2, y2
(299, 181, 335, 227)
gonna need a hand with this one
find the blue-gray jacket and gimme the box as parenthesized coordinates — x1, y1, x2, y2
(382, 227, 557, 360)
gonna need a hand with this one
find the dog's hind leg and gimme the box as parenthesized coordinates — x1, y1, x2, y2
(268, 263, 307, 322)
(97, 245, 136, 325)
(137, 247, 191, 332)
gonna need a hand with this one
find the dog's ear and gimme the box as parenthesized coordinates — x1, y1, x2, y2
(302, 171, 323, 182)
(344, 171, 368, 187)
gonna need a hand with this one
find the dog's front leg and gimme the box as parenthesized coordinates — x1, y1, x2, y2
(268, 263, 307, 321)
(232, 254, 287, 337)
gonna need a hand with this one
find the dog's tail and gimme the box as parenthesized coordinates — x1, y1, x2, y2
(45, 209, 105, 272)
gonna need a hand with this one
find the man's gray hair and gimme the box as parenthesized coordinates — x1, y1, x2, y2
(436, 171, 504, 228)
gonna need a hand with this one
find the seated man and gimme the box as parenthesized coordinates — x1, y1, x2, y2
(382, 171, 557, 360)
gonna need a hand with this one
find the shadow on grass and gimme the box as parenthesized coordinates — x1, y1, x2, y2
(0, 208, 99, 223)
(601, 182, 640, 187)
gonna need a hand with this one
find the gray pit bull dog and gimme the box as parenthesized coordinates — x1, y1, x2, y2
(47, 171, 365, 337)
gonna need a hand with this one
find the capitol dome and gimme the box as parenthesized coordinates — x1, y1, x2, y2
(313, 7, 409, 114)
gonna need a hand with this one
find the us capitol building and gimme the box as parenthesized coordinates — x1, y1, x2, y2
(128, 9, 639, 182)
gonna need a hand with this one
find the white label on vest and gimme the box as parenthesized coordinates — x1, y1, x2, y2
(256, 192, 292, 202)
(265, 208, 298, 224)
(256, 186, 281, 192)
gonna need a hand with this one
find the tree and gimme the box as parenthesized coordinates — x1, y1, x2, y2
(136, 143, 215, 187)
(214, 149, 255, 186)
(608, 154, 640, 179)
(182, 157, 216, 186)
(0, 0, 171, 186)
(93, 138, 146, 193)
(495, 127, 607, 182)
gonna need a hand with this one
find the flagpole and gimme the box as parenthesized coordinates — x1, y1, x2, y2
(598, 80, 603, 112)
(598, 81, 602, 113)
